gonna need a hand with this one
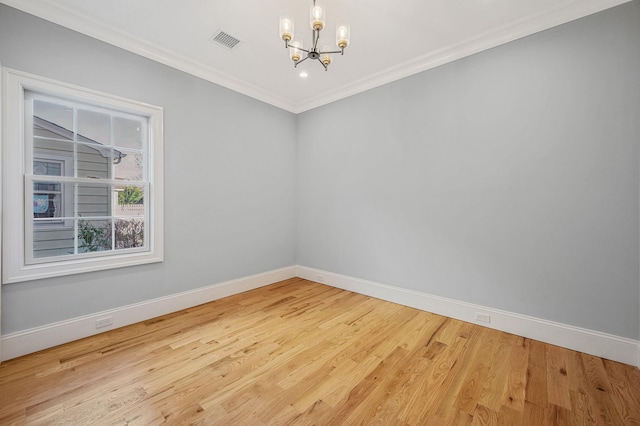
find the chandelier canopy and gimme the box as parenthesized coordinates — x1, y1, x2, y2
(279, 0, 350, 71)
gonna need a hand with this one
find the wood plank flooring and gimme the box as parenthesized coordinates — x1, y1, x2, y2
(0, 278, 638, 425)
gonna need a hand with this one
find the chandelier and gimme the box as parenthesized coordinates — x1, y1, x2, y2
(279, 0, 351, 71)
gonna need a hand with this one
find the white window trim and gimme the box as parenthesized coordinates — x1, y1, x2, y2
(2, 68, 164, 283)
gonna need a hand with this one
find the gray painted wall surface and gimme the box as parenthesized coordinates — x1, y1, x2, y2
(297, 3, 640, 339)
(1, 3, 639, 341)
(0, 5, 297, 334)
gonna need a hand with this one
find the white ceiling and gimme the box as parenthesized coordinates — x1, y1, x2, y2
(1, 0, 629, 113)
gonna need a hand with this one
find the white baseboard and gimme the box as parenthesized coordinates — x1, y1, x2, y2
(3, 264, 638, 367)
(296, 266, 640, 367)
(0, 266, 296, 361)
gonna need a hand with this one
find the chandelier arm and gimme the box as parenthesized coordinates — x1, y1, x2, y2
(312, 29, 320, 51)
(286, 43, 311, 54)
(294, 56, 310, 67)
(318, 49, 342, 54)
(317, 58, 328, 71)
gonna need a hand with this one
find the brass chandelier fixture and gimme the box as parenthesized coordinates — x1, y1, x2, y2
(279, 0, 351, 71)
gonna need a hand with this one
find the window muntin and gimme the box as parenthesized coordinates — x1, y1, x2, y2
(2, 69, 164, 283)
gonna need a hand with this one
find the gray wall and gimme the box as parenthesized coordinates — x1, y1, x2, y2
(0, 5, 297, 333)
(297, 2, 640, 339)
(2, 3, 639, 341)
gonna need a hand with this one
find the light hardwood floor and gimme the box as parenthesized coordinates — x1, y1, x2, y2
(0, 278, 639, 425)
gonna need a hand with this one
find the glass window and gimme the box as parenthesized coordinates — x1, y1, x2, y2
(2, 69, 164, 283)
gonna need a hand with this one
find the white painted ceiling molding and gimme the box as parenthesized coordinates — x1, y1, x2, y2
(0, 0, 631, 114)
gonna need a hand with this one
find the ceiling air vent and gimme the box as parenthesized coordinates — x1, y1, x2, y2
(211, 31, 241, 50)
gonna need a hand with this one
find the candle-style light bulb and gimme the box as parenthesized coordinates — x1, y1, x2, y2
(321, 45, 332, 66)
(336, 23, 350, 50)
(310, 1, 325, 31)
(280, 11, 294, 43)
(290, 40, 303, 62)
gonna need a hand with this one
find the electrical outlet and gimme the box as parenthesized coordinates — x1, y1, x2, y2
(316, 274, 324, 282)
(475, 312, 491, 324)
(95, 316, 113, 329)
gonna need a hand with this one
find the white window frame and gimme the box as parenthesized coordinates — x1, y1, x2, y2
(2, 68, 164, 283)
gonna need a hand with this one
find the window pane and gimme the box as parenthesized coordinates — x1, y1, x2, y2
(114, 218, 144, 250)
(33, 100, 73, 141)
(77, 143, 113, 179)
(34, 160, 61, 176)
(77, 183, 110, 217)
(32, 176, 75, 227)
(77, 109, 111, 146)
(32, 224, 75, 259)
(33, 189, 62, 219)
(34, 137, 75, 155)
(77, 219, 111, 253)
(114, 116, 143, 150)
(114, 149, 144, 181)
(33, 178, 72, 220)
(114, 185, 145, 216)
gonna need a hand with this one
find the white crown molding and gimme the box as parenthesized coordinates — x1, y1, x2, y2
(0, 0, 297, 112)
(296, 266, 640, 367)
(294, 0, 632, 113)
(0, 0, 631, 114)
(0, 266, 296, 361)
